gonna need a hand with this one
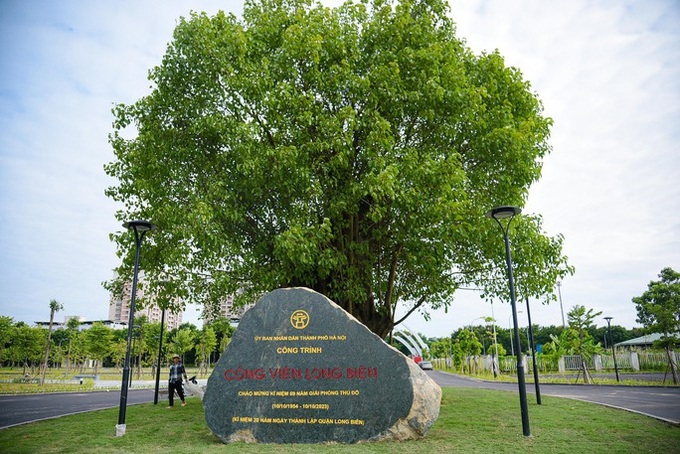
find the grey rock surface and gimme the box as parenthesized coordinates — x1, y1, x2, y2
(204, 287, 441, 443)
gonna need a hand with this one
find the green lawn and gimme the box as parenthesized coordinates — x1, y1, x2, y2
(1, 387, 678, 453)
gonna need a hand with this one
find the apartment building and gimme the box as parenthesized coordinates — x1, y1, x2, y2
(108, 273, 183, 330)
(202, 292, 254, 324)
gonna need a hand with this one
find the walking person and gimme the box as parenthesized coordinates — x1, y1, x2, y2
(168, 354, 188, 408)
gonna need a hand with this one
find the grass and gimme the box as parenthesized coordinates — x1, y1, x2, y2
(1, 388, 678, 453)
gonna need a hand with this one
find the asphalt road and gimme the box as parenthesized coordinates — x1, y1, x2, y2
(1, 372, 679, 429)
(0, 388, 156, 429)
(429, 370, 680, 425)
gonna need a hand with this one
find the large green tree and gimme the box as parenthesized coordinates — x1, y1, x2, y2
(632, 267, 680, 384)
(106, 0, 570, 337)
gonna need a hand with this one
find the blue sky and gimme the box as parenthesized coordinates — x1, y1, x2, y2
(1, 0, 678, 337)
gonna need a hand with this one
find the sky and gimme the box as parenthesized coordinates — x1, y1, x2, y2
(1, 0, 678, 338)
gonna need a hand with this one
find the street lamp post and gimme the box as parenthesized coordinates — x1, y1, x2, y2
(154, 308, 166, 404)
(469, 316, 484, 332)
(508, 310, 522, 357)
(487, 205, 530, 437)
(525, 296, 541, 405)
(116, 220, 156, 437)
(129, 325, 140, 387)
(557, 281, 566, 328)
(490, 301, 499, 377)
(508, 314, 514, 356)
(604, 317, 620, 382)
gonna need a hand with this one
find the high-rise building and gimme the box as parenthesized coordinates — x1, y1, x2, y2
(202, 292, 254, 324)
(108, 272, 183, 330)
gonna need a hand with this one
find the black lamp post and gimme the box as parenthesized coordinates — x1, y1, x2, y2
(525, 296, 542, 405)
(486, 205, 530, 437)
(556, 281, 566, 328)
(604, 316, 620, 382)
(116, 220, 156, 436)
(154, 308, 166, 404)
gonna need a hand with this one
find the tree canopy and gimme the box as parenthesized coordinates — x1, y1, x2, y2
(106, 0, 571, 337)
(632, 267, 680, 383)
(633, 267, 680, 339)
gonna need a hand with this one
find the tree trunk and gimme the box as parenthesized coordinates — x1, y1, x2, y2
(66, 339, 72, 371)
(578, 347, 590, 383)
(665, 347, 679, 385)
(40, 309, 56, 386)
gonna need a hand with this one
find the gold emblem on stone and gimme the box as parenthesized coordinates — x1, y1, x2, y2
(290, 310, 309, 329)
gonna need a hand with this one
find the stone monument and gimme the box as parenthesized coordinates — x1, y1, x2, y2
(204, 287, 441, 443)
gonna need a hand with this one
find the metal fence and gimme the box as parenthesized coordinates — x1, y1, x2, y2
(434, 350, 679, 373)
(636, 351, 679, 371)
(562, 355, 583, 370)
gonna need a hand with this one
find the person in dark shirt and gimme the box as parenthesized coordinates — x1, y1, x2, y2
(168, 354, 188, 408)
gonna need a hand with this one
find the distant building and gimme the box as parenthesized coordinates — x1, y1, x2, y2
(33, 318, 126, 331)
(615, 333, 679, 349)
(202, 292, 254, 324)
(108, 272, 183, 330)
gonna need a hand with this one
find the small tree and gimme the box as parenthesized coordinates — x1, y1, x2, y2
(83, 322, 114, 375)
(132, 316, 148, 379)
(632, 267, 680, 384)
(110, 339, 128, 371)
(40, 299, 63, 386)
(12, 324, 45, 375)
(197, 326, 217, 376)
(487, 340, 507, 357)
(567, 305, 602, 384)
(143, 322, 166, 377)
(428, 338, 453, 360)
(0, 316, 14, 365)
(65, 317, 81, 371)
(169, 328, 196, 364)
(453, 329, 483, 374)
(206, 317, 235, 361)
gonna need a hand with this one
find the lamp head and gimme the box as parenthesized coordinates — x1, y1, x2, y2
(604, 316, 613, 323)
(123, 220, 156, 232)
(486, 206, 521, 220)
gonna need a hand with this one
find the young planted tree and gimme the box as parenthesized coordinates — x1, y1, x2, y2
(453, 329, 483, 374)
(65, 317, 81, 371)
(207, 317, 236, 361)
(11, 324, 45, 375)
(632, 267, 680, 384)
(567, 305, 602, 384)
(105, 0, 571, 337)
(0, 316, 13, 365)
(82, 322, 114, 375)
(197, 326, 217, 376)
(40, 299, 63, 386)
(143, 322, 166, 377)
(132, 316, 149, 379)
(111, 338, 127, 371)
(169, 328, 196, 364)
(428, 337, 452, 360)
